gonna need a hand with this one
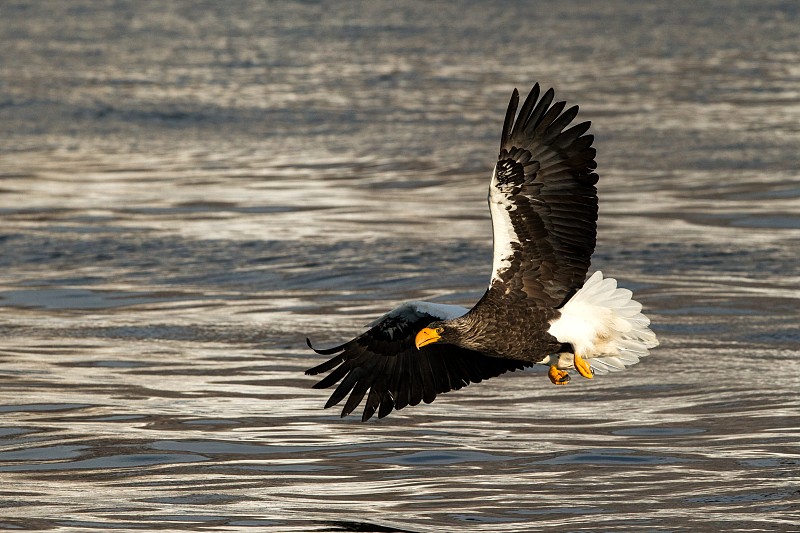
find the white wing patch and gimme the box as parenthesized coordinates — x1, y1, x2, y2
(488, 166, 520, 286)
(406, 301, 470, 321)
(366, 301, 469, 339)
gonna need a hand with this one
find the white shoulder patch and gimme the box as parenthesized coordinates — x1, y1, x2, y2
(488, 166, 520, 286)
(367, 301, 469, 328)
(407, 301, 470, 320)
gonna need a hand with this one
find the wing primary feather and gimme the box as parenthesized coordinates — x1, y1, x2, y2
(545, 105, 580, 140)
(394, 352, 411, 410)
(325, 369, 361, 409)
(460, 355, 485, 384)
(554, 121, 591, 148)
(362, 352, 392, 421)
(377, 356, 398, 419)
(430, 352, 454, 393)
(305, 353, 345, 376)
(418, 351, 438, 404)
(447, 355, 470, 387)
(501, 88, 520, 148)
(567, 135, 595, 155)
(512, 83, 540, 141)
(362, 387, 381, 422)
(521, 87, 555, 138)
(378, 391, 395, 419)
(533, 101, 567, 138)
(341, 377, 370, 418)
(312, 363, 348, 390)
(408, 357, 424, 407)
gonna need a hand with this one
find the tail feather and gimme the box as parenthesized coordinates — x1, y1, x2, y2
(590, 356, 627, 373)
(548, 271, 658, 375)
(615, 300, 642, 318)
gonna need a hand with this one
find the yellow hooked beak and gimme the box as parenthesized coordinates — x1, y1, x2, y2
(415, 327, 442, 350)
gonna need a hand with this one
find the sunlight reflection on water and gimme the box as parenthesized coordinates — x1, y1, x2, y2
(2, 1, 799, 531)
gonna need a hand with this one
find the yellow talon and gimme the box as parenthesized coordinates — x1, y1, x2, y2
(574, 353, 594, 379)
(548, 366, 571, 385)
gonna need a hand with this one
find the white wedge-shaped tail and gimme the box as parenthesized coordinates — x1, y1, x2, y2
(547, 271, 658, 374)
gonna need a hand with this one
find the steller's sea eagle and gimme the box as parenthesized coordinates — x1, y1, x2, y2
(306, 84, 658, 421)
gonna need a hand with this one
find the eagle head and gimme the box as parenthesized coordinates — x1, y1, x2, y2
(415, 322, 447, 349)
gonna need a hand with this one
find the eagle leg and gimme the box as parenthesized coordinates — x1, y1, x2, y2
(548, 366, 571, 385)
(573, 353, 594, 379)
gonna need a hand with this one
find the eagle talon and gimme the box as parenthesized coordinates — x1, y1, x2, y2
(548, 366, 571, 385)
(574, 353, 594, 379)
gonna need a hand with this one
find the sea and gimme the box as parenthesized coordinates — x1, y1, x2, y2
(1, 1, 798, 531)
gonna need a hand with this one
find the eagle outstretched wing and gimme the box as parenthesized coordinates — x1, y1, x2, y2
(305, 302, 528, 421)
(488, 84, 599, 307)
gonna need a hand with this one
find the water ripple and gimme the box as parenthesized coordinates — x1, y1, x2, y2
(2, 1, 799, 531)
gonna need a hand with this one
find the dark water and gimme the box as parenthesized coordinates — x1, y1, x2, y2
(2, 1, 799, 531)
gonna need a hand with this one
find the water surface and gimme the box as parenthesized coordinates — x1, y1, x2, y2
(1, 1, 799, 531)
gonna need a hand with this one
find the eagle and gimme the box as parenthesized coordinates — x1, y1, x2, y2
(306, 84, 658, 421)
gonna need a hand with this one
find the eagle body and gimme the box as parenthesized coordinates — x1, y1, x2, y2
(306, 84, 658, 421)
(443, 289, 563, 362)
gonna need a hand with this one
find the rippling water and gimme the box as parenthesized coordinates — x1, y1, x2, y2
(2, 1, 799, 531)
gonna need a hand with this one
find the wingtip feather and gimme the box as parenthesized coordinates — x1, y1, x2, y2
(501, 88, 520, 149)
(306, 336, 346, 356)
